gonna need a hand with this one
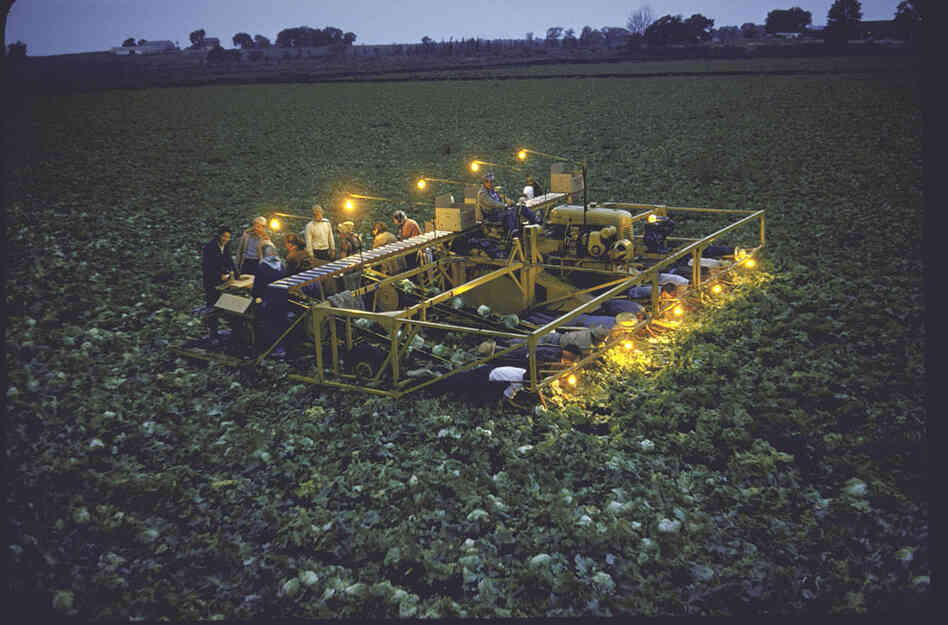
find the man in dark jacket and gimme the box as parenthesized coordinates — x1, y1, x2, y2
(201, 226, 236, 340)
(252, 245, 289, 355)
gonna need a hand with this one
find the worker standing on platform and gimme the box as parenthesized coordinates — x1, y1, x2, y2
(201, 225, 236, 342)
(372, 222, 400, 274)
(393, 210, 422, 270)
(337, 221, 363, 258)
(372, 222, 397, 248)
(305, 203, 335, 262)
(252, 244, 289, 356)
(235, 216, 273, 276)
(393, 210, 421, 240)
(284, 234, 314, 274)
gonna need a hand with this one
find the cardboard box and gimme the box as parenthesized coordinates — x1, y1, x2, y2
(435, 193, 477, 231)
(550, 162, 584, 193)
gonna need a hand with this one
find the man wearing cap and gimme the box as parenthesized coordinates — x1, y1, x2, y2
(305, 204, 335, 262)
(476, 173, 507, 222)
(235, 216, 273, 276)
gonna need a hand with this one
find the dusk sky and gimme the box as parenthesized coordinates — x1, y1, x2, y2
(8, 0, 903, 57)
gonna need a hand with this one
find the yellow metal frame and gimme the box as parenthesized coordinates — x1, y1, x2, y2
(179, 203, 764, 399)
(284, 206, 764, 398)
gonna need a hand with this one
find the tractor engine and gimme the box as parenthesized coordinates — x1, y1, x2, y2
(546, 205, 635, 260)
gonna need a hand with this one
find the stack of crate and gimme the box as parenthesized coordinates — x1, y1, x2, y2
(435, 188, 478, 231)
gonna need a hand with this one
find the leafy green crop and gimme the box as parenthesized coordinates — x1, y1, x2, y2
(4, 56, 925, 618)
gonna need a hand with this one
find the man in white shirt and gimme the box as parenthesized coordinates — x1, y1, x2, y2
(305, 204, 335, 261)
(522, 175, 543, 200)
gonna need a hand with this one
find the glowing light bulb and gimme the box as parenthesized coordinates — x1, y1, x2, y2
(470, 161, 480, 172)
(712, 284, 722, 294)
(517, 149, 527, 161)
(746, 258, 756, 268)
(567, 374, 577, 386)
(623, 341, 634, 351)
(648, 214, 657, 223)
(417, 179, 426, 190)
(673, 306, 683, 317)
(344, 199, 354, 211)
(269, 218, 280, 230)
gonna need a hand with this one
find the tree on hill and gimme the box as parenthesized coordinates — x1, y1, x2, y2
(253, 34, 271, 48)
(645, 15, 684, 44)
(563, 28, 577, 48)
(579, 26, 604, 46)
(233, 32, 253, 49)
(894, 1, 923, 40)
(545, 26, 563, 47)
(627, 5, 653, 36)
(685, 14, 714, 41)
(275, 26, 355, 48)
(765, 7, 812, 34)
(189, 29, 206, 49)
(741, 22, 764, 39)
(825, 0, 862, 42)
(122, 37, 136, 47)
(645, 13, 714, 44)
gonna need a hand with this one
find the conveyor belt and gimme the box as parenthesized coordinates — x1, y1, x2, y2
(525, 192, 567, 212)
(267, 230, 459, 300)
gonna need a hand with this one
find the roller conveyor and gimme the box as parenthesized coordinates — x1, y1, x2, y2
(525, 192, 566, 212)
(267, 230, 458, 300)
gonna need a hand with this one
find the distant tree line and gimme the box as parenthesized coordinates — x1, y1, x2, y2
(273, 26, 356, 48)
(104, 0, 923, 67)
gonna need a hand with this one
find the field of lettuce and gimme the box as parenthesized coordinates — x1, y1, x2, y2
(4, 58, 927, 618)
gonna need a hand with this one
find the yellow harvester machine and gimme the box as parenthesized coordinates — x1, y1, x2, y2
(174, 160, 765, 401)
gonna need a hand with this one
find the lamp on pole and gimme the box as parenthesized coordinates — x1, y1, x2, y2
(415, 176, 466, 191)
(469, 159, 522, 174)
(265, 211, 309, 233)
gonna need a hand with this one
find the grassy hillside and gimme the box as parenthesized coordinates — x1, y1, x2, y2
(4, 58, 926, 617)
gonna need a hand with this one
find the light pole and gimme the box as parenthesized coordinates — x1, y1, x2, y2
(415, 176, 466, 191)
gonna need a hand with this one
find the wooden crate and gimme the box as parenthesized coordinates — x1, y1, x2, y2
(435, 193, 477, 231)
(550, 162, 584, 193)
